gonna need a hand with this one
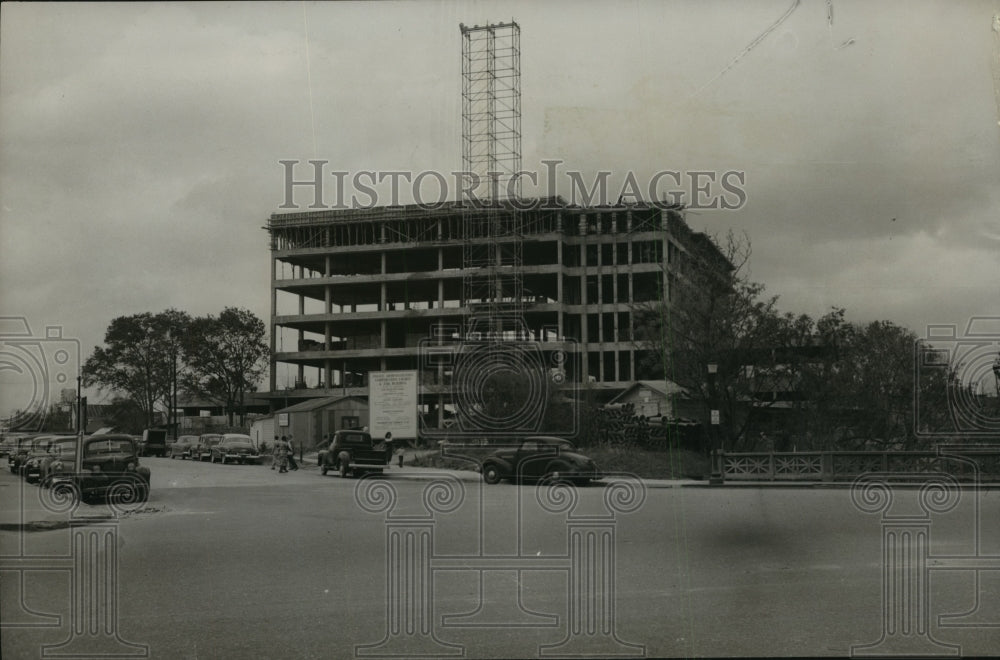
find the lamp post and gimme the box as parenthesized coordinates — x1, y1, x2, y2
(165, 329, 178, 441)
(707, 362, 723, 485)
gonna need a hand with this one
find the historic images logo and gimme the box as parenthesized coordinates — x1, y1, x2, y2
(418, 317, 581, 440)
(914, 317, 1000, 438)
(277, 159, 748, 211)
(354, 474, 647, 658)
(0, 317, 80, 432)
(850, 447, 1000, 658)
(1, 464, 149, 657)
(0, 316, 149, 657)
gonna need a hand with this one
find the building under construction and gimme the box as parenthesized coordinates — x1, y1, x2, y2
(264, 20, 732, 434)
(265, 199, 732, 430)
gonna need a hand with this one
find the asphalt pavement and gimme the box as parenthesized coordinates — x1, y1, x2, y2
(3, 456, 1000, 658)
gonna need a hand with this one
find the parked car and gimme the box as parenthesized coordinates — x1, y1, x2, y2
(0, 433, 25, 457)
(8, 435, 39, 473)
(193, 434, 223, 461)
(39, 435, 79, 487)
(52, 434, 150, 504)
(169, 435, 199, 459)
(318, 430, 388, 478)
(139, 429, 168, 457)
(22, 435, 74, 483)
(210, 434, 260, 464)
(479, 436, 599, 486)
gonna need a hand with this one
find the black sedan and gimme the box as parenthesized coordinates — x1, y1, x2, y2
(210, 435, 260, 464)
(479, 436, 600, 486)
(169, 435, 199, 459)
(19, 435, 66, 482)
(37, 435, 78, 486)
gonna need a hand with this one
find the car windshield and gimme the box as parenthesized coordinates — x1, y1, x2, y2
(549, 440, 574, 450)
(49, 440, 77, 454)
(222, 440, 251, 448)
(84, 439, 134, 457)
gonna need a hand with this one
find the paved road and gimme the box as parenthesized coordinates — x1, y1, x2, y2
(2, 457, 999, 658)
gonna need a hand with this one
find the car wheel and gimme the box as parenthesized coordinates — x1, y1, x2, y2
(482, 463, 503, 485)
(221, 455, 227, 465)
(338, 452, 350, 479)
(321, 465, 328, 476)
(211, 454, 216, 463)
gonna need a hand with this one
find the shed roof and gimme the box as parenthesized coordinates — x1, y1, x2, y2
(274, 395, 367, 414)
(606, 379, 686, 406)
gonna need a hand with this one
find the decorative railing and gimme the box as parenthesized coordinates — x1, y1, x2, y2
(714, 446, 1000, 483)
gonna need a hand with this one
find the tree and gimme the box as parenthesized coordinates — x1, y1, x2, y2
(634, 230, 790, 451)
(83, 311, 190, 428)
(181, 307, 268, 426)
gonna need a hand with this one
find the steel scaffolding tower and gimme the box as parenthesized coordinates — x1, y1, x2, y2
(460, 21, 523, 337)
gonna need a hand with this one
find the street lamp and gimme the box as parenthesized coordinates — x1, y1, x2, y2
(707, 362, 723, 485)
(166, 329, 178, 441)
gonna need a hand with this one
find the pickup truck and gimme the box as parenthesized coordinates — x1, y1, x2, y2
(54, 433, 150, 505)
(139, 429, 168, 457)
(318, 430, 388, 478)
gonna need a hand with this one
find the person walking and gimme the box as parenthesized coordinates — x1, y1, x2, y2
(286, 434, 299, 471)
(319, 433, 330, 466)
(383, 431, 393, 466)
(270, 435, 279, 470)
(276, 435, 290, 473)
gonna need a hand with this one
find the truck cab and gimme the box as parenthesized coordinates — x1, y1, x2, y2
(140, 429, 168, 457)
(318, 430, 388, 478)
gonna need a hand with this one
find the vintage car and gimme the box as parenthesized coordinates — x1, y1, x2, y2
(0, 434, 25, 457)
(192, 434, 223, 461)
(51, 434, 150, 504)
(318, 430, 389, 478)
(479, 436, 599, 486)
(16, 435, 63, 480)
(22, 434, 74, 484)
(8, 435, 40, 473)
(169, 435, 199, 459)
(210, 434, 260, 464)
(38, 435, 79, 487)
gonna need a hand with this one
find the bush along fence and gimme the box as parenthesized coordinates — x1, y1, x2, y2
(710, 444, 1000, 483)
(590, 403, 703, 451)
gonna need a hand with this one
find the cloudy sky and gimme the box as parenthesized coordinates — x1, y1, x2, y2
(2, 1, 998, 417)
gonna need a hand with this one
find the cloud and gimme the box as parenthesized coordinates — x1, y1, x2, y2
(2, 1, 999, 415)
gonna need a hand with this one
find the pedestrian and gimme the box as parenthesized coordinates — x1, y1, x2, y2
(383, 431, 393, 465)
(320, 433, 330, 466)
(276, 435, 290, 473)
(271, 435, 279, 469)
(286, 435, 299, 471)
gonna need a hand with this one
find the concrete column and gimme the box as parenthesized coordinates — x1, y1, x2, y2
(540, 521, 645, 657)
(270, 256, 277, 391)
